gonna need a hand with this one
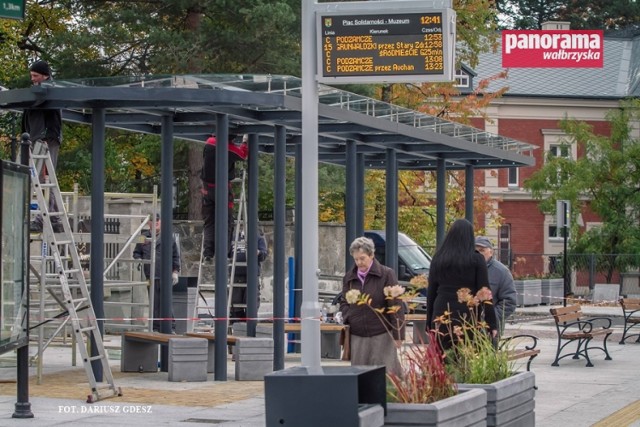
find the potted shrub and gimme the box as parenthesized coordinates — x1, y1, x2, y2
(384, 339, 488, 427)
(512, 257, 543, 306)
(351, 284, 488, 426)
(540, 274, 564, 305)
(442, 288, 536, 427)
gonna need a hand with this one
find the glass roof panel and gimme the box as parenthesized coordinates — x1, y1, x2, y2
(57, 73, 535, 157)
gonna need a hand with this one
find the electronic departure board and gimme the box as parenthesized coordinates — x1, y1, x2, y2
(317, 8, 456, 84)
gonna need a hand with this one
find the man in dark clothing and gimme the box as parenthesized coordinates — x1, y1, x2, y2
(475, 236, 517, 334)
(201, 135, 248, 263)
(133, 216, 181, 332)
(23, 60, 63, 233)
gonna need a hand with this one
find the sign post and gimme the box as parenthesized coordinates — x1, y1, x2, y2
(299, 0, 455, 371)
(557, 200, 571, 305)
(0, 0, 25, 20)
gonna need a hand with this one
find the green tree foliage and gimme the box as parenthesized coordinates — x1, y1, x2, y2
(0, 0, 302, 217)
(555, 0, 640, 30)
(497, 0, 640, 30)
(454, 0, 501, 68)
(524, 100, 640, 281)
(362, 169, 500, 250)
(496, 0, 565, 29)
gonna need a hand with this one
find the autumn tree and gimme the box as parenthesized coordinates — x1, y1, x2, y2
(0, 0, 302, 216)
(524, 99, 640, 282)
(361, 0, 511, 248)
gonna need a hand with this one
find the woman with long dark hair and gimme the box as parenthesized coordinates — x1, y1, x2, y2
(426, 219, 498, 349)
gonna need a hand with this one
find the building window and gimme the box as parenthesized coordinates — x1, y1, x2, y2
(455, 73, 469, 88)
(549, 144, 571, 160)
(498, 224, 511, 267)
(507, 167, 518, 187)
(548, 224, 568, 240)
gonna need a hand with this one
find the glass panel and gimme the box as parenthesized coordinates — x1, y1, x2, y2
(0, 161, 29, 354)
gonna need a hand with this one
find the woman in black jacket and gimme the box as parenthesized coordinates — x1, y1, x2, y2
(426, 219, 498, 350)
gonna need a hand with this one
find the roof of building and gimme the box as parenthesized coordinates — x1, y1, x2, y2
(472, 29, 640, 99)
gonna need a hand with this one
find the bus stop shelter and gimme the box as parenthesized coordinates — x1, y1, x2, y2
(0, 73, 535, 380)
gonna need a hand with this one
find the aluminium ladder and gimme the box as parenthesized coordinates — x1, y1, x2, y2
(29, 139, 121, 403)
(193, 169, 248, 331)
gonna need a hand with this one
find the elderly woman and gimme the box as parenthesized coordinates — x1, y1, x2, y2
(339, 236, 404, 376)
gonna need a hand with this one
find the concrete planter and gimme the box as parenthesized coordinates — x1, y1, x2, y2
(514, 279, 542, 306)
(541, 278, 564, 305)
(459, 371, 536, 427)
(384, 388, 488, 426)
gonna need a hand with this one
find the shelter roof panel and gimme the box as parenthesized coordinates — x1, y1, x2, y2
(0, 74, 535, 170)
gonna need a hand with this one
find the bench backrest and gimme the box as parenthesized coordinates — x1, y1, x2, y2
(550, 305, 582, 324)
(620, 298, 640, 311)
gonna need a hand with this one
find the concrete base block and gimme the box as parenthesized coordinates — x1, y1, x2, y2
(235, 353, 273, 361)
(235, 359, 274, 381)
(121, 336, 158, 373)
(359, 404, 384, 427)
(168, 338, 208, 382)
(235, 337, 273, 348)
(234, 337, 274, 380)
(592, 284, 619, 303)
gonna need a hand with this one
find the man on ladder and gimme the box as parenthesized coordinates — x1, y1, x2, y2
(22, 60, 63, 233)
(200, 134, 248, 264)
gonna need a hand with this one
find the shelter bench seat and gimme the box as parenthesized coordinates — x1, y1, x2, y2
(619, 298, 640, 344)
(121, 331, 197, 373)
(270, 322, 348, 360)
(549, 305, 613, 367)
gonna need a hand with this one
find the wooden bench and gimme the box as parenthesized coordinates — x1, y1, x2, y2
(619, 298, 640, 344)
(405, 314, 540, 371)
(500, 334, 541, 371)
(549, 305, 613, 367)
(121, 331, 203, 373)
(281, 322, 348, 359)
(405, 313, 428, 344)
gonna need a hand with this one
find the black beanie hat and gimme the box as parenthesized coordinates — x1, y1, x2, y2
(29, 60, 50, 76)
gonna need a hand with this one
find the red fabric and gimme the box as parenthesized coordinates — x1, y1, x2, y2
(229, 142, 248, 160)
(204, 136, 248, 160)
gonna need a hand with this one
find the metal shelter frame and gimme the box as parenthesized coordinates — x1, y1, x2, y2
(0, 73, 535, 381)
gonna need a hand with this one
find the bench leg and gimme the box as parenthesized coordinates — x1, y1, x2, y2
(121, 339, 158, 372)
(573, 337, 588, 360)
(619, 321, 640, 344)
(552, 337, 587, 367)
(602, 332, 613, 360)
(582, 337, 594, 367)
(551, 337, 563, 367)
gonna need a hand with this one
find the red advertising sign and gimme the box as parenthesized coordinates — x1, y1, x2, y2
(502, 30, 603, 68)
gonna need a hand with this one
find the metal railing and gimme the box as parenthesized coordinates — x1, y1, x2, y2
(499, 252, 640, 296)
